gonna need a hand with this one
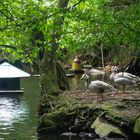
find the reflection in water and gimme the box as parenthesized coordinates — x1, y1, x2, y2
(0, 77, 40, 140)
(0, 95, 29, 137)
(68, 74, 85, 91)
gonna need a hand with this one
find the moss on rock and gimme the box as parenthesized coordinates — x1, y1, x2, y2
(37, 91, 140, 139)
(134, 117, 140, 134)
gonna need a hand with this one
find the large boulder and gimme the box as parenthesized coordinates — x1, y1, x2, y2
(134, 117, 140, 134)
(37, 108, 74, 134)
(91, 116, 126, 138)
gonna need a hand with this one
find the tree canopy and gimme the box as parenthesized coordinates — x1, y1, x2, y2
(1, 0, 140, 63)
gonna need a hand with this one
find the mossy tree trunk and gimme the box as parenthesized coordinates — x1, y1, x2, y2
(37, 0, 70, 95)
(39, 59, 60, 95)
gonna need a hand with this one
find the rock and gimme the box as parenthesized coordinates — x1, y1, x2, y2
(96, 137, 126, 140)
(134, 117, 140, 134)
(91, 117, 126, 138)
(60, 132, 77, 137)
(37, 109, 73, 134)
(78, 132, 98, 139)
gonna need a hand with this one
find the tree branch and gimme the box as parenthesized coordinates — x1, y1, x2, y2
(0, 44, 16, 50)
(118, 19, 140, 34)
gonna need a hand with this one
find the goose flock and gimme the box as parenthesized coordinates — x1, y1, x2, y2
(80, 66, 140, 102)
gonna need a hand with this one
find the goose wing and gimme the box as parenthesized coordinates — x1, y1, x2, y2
(114, 77, 136, 85)
(115, 72, 140, 81)
(90, 80, 115, 90)
(88, 69, 105, 75)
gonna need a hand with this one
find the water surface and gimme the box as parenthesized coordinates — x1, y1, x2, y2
(0, 77, 40, 140)
(0, 75, 83, 140)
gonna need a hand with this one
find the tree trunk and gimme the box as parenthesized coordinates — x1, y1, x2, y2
(38, 0, 70, 95)
(37, 0, 70, 118)
(39, 59, 60, 95)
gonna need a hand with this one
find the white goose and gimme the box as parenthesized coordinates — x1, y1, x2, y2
(110, 66, 140, 94)
(80, 74, 117, 102)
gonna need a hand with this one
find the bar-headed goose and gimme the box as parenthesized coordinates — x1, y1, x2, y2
(80, 74, 117, 102)
(84, 68, 110, 81)
(110, 66, 140, 94)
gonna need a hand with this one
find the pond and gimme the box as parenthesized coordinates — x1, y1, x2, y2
(0, 75, 86, 140)
(0, 77, 40, 140)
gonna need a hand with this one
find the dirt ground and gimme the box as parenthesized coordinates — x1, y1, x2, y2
(65, 89, 140, 119)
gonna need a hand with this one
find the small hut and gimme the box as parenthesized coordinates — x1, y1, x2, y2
(0, 62, 30, 93)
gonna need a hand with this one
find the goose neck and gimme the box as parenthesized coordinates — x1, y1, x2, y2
(85, 77, 91, 87)
(110, 72, 116, 81)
